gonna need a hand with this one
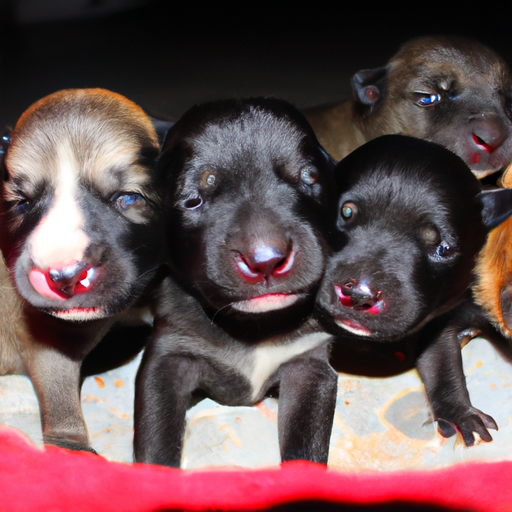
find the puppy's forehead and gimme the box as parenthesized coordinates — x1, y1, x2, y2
(390, 37, 510, 86)
(187, 108, 307, 168)
(6, 89, 159, 191)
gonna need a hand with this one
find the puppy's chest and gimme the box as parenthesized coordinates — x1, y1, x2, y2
(156, 283, 332, 404)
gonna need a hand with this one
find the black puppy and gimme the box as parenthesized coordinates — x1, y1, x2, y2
(316, 134, 512, 446)
(134, 98, 338, 467)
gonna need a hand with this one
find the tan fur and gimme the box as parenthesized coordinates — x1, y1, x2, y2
(5, 89, 161, 220)
(0, 88, 163, 451)
(474, 163, 512, 337)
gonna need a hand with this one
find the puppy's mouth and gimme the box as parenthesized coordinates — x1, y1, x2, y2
(333, 317, 373, 337)
(231, 293, 303, 313)
(48, 307, 106, 321)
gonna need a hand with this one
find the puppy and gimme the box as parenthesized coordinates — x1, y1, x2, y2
(306, 36, 512, 179)
(474, 163, 512, 335)
(315, 134, 512, 446)
(134, 98, 338, 467)
(0, 88, 166, 452)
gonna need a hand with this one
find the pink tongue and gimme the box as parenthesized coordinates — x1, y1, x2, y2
(28, 269, 66, 301)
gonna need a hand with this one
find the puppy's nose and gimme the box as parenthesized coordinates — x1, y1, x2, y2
(470, 117, 507, 154)
(341, 279, 379, 307)
(335, 279, 385, 314)
(235, 241, 295, 281)
(48, 262, 96, 297)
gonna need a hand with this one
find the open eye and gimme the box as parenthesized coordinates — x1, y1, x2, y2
(300, 166, 318, 185)
(340, 201, 357, 223)
(415, 92, 441, 107)
(183, 193, 203, 210)
(115, 193, 146, 211)
(16, 201, 29, 214)
(419, 224, 441, 245)
(199, 169, 217, 188)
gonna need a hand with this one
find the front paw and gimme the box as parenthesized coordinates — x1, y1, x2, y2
(436, 407, 498, 446)
(43, 436, 98, 454)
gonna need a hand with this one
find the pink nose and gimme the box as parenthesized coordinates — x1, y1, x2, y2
(29, 264, 98, 299)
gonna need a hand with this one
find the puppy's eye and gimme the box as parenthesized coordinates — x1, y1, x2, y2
(340, 202, 357, 222)
(419, 224, 441, 245)
(300, 166, 318, 185)
(199, 170, 217, 188)
(16, 201, 29, 214)
(183, 193, 203, 210)
(115, 193, 146, 211)
(415, 92, 441, 107)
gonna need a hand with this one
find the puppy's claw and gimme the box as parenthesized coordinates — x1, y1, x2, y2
(436, 407, 497, 447)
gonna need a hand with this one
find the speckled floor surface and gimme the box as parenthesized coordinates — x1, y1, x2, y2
(1, 336, 511, 471)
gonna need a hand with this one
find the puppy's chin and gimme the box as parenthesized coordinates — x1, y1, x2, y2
(231, 293, 304, 314)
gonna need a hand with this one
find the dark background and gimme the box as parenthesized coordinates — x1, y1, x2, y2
(0, 0, 510, 127)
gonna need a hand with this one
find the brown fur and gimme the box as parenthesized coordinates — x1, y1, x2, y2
(0, 88, 164, 452)
(474, 163, 512, 337)
(306, 36, 512, 178)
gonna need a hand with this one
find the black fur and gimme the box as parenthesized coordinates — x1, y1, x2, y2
(134, 98, 338, 467)
(316, 134, 512, 446)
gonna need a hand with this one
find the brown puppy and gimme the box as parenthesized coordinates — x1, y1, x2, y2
(0, 88, 165, 452)
(474, 162, 512, 334)
(306, 36, 512, 178)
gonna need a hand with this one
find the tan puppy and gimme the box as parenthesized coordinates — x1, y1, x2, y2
(0, 88, 166, 452)
(306, 36, 512, 178)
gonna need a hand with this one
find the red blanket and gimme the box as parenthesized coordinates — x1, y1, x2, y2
(0, 425, 509, 511)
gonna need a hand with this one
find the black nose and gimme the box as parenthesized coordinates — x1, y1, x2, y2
(48, 262, 89, 297)
(341, 279, 380, 307)
(470, 116, 507, 153)
(236, 240, 294, 281)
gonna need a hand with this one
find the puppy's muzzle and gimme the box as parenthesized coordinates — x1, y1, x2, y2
(335, 279, 386, 314)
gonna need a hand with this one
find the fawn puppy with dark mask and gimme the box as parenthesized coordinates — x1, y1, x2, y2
(306, 36, 512, 179)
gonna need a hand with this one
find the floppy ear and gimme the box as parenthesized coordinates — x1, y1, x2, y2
(478, 188, 512, 230)
(150, 117, 175, 148)
(351, 66, 390, 111)
(0, 130, 11, 181)
(500, 283, 512, 333)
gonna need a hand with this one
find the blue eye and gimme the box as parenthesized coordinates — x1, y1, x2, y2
(417, 93, 441, 106)
(116, 193, 145, 211)
(16, 202, 28, 214)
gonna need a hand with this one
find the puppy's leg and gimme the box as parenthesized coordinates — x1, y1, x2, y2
(277, 350, 337, 464)
(416, 302, 498, 446)
(26, 347, 94, 452)
(134, 350, 199, 467)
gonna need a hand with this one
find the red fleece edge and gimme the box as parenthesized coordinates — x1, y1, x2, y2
(0, 425, 511, 512)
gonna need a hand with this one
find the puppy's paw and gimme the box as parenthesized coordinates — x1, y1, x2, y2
(437, 407, 498, 446)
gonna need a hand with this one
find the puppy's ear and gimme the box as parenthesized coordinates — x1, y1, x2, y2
(500, 283, 512, 333)
(150, 117, 175, 148)
(351, 66, 389, 111)
(478, 188, 512, 230)
(0, 130, 11, 181)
